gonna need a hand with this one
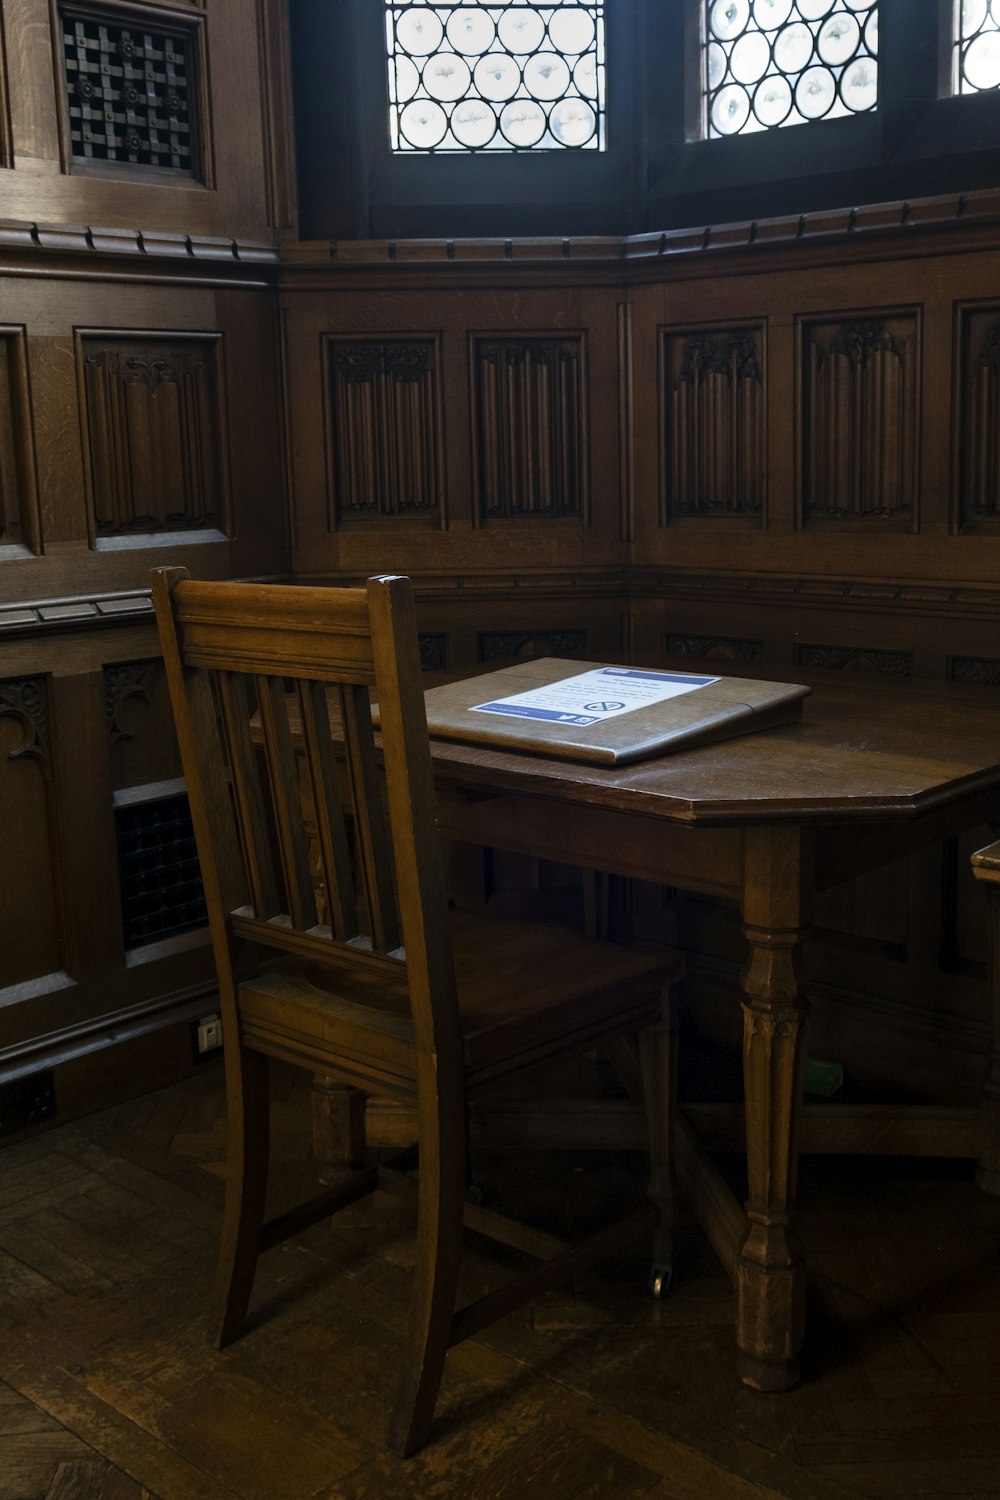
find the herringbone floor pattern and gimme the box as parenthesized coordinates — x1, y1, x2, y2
(1, 1066, 999, 1499)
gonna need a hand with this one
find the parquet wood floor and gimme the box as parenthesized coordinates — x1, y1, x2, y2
(1, 1067, 999, 1500)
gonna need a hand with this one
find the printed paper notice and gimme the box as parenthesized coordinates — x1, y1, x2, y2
(470, 667, 719, 728)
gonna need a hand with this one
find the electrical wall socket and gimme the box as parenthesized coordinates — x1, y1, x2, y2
(196, 1014, 223, 1055)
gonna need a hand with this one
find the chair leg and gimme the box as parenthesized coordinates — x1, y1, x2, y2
(211, 1046, 270, 1349)
(386, 1117, 466, 1457)
(639, 986, 676, 1297)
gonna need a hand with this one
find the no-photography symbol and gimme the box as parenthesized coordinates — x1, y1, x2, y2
(584, 700, 625, 712)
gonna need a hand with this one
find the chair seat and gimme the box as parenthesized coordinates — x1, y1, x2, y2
(239, 907, 681, 1093)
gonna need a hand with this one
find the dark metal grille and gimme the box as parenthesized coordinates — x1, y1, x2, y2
(704, 0, 878, 138)
(61, 9, 196, 172)
(385, 2, 605, 152)
(954, 0, 1000, 93)
(115, 793, 207, 948)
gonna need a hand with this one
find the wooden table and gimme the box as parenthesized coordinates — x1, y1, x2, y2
(398, 663, 1000, 1394)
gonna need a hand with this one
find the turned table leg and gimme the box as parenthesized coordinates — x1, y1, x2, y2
(311, 1076, 366, 1179)
(737, 826, 810, 1392)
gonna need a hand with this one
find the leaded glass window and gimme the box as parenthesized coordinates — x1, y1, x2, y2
(954, 0, 1000, 93)
(384, 2, 606, 152)
(704, 0, 878, 138)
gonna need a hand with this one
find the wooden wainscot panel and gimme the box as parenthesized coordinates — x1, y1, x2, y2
(322, 335, 444, 530)
(470, 332, 589, 525)
(0, 327, 41, 558)
(954, 303, 1000, 533)
(794, 642, 913, 677)
(54, 2, 211, 186)
(798, 309, 920, 531)
(477, 627, 590, 663)
(76, 329, 231, 548)
(104, 655, 181, 790)
(0, 675, 64, 994)
(659, 323, 766, 526)
(0, 0, 11, 169)
(662, 632, 764, 663)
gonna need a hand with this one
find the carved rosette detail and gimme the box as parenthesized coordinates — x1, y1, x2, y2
(474, 337, 586, 521)
(478, 630, 588, 662)
(795, 644, 912, 676)
(82, 338, 226, 536)
(960, 313, 1000, 526)
(803, 314, 917, 523)
(327, 339, 440, 520)
(104, 660, 156, 744)
(0, 677, 48, 762)
(665, 326, 764, 519)
(665, 633, 764, 661)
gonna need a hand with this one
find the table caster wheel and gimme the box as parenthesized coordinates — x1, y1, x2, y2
(649, 1263, 672, 1298)
(464, 1182, 485, 1207)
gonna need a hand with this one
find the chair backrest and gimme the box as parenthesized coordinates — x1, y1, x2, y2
(151, 568, 460, 1073)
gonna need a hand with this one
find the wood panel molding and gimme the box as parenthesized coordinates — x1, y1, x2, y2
(664, 633, 764, 661)
(0, 589, 154, 636)
(471, 334, 588, 524)
(322, 336, 444, 527)
(0, 221, 277, 264)
(477, 629, 589, 662)
(104, 657, 155, 745)
(0, 2, 11, 171)
(0, 675, 49, 760)
(0, 326, 40, 557)
(660, 323, 765, 525)
(956, 304, 1000, 532)
(76, 329, 230, 544)
(631, 569, 1000, 623)
(800, 312, 919, 529)
(794, 644, 913, 676)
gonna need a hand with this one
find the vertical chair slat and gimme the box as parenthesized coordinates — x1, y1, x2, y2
(257, 675, 319, 933)
(340, 681, 401, 954)
(217, 671, 282, 920)
(298, 681, 359, 942)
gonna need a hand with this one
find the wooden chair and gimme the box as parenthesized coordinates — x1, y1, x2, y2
(151, 567, 683, 1456)
(972, 838, 1000, 1196)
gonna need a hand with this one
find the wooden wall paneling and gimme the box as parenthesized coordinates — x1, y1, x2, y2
(104, 655, 181, 789)
(0, 0, 12, 168)
(76, 328, 230, 547)
(955, 300, 1000, 532)
(0, 326, 41, 558)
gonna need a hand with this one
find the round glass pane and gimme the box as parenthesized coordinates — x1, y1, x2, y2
(422, 52, 471, 101)
(451, 99, 497, 148)
(843, 0, 877, 9)
(395, 8, 444, 57)
(548, 8, 597, 53)
(499, 98, 547, 147)
(398, 98, 447, 148)
(391, 55, 420, 103)
(864, 9, 878, 54)
(709, 0, 751, 42)
(707, 41, 727, 89)
(796, 64, 836, 117)
(497, 7, 546, 53)
(774, 21, 814, 71)
(730, 31, 771, 84)
(964, 30, 1000, 89)
(753, 72, 792, 125)
(445, 8, 495, 55)
(752, 0, 793, 28)
(574, 52, 599, 96)
(711, 82, 751, 133)
(798, 0, 834, 19)
(817, 12, 860, 65)
(474, 52, 522, 100)
(550, 96, 597, 144)
(841, 54, 877, 106)
(524, 51, 572, 99)
(961, 0, 989, 34)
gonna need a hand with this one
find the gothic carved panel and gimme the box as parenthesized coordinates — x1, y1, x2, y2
(472, 336, 587, 522)
(665, 633, 764, 661)
(949, 656, 1000, 687)
(104, 658, 182, 791)
(419, 634, 448, 671)
(0, 677, 62, 990)
(661, 325, 765, 521)
(800, 313, 919, 527)
(58, 4, 206, 180)
(956, 308, 1000, 530)
(0, 331, 39, 555)
(78, 332, 229, 541)
(795, 644, 912, 676)
(324, 338, 443, 525)
(478, 630, 588, 662)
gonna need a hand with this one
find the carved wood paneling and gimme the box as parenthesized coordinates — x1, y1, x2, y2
(0, 677, 62, 992)
(664, 633, 764, 661)
(957, 307, 1000, 530)
(78, 332, 229, 541)
(472, 335, 587, 522)
(801, 313, 919, 527)
(58, 4, 206, 181)
(949, 656, 1000, 687)
(794, 644, 912, 676)
(104, 658, 182, 791)
(0, 4, 11, 171)
(478, 630, 588, 662)
(661, 325, 764, 522)
(324, 338, 442, 525)
(0, 331, 38, 555)
(418, 634, 447, 671)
